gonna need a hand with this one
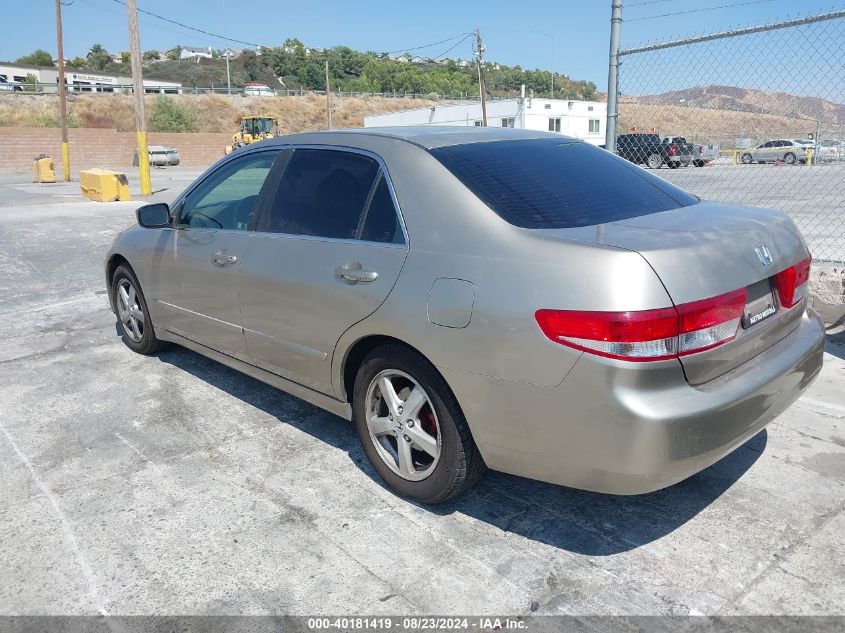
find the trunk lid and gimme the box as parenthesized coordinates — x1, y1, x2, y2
(541, 201, 810, 384)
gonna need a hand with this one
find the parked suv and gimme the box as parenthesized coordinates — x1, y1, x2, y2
(617, 133, 692, 169)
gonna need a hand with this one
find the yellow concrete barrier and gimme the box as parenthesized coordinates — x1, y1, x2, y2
(32, 156, 56, 183)
(79, 169, 132, 202)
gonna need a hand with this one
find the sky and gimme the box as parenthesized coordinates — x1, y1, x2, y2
(1, 0, 843, 91)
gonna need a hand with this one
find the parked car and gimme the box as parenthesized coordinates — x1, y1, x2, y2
(106, 127, 824, 503)
(0, 74, 22, 92)
(814, 139, 844, 162)
(740, 139, 809, 164)
(617, 133, 693, 168)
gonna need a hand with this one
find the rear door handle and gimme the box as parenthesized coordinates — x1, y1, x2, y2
(212, 251, 238, 266)
(335, 263, 378, 283)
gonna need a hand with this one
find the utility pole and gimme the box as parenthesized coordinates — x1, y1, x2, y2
(54, 0, 70, 182)
(475, 29, 487, 126)
(126, 0, 151, 195)
(605, 0, 623, 152)
(325, 59, 332, 129)
(224, 49, 232, 94)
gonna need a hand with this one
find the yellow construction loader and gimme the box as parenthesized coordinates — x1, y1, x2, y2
(224, 115, 280, 154)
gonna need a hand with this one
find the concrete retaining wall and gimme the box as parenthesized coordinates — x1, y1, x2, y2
(0, 127, 230, 172)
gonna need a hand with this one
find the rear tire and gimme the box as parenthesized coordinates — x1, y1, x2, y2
(784, 152, 796, 165)
(352, 344, 486, 504)
(646, 153, 663, 169)
(741, 153, 753, 164)
(111, 264, 165, 355)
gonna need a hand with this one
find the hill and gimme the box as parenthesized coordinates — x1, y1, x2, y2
(17, 39, 598, 100)
(636, 85, 845, 127)
(0, 93, 441, 134)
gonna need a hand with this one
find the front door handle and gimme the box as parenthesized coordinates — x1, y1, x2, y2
(335, 262, 378, 283)
(212, 251, 238, 266)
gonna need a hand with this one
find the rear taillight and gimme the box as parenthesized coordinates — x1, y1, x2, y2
(676, 289, 747, 355)
(535, 288, 747, 362)
(774, 257, 811, 308)
(668, 144, 678, 156)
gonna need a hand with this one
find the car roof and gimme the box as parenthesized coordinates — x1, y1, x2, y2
(265, 126, 579, 150)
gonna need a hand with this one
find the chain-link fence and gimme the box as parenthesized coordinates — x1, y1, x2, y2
(614, 10, 845, 263)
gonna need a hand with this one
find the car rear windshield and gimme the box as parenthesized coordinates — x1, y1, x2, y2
(430, 139, 699, 229)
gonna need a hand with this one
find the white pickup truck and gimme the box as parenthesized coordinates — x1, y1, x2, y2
(693, 143, 720, 167)
(662, 136, 719, 167)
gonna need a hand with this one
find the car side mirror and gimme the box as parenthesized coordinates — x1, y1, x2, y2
(136, 203, 171, 228)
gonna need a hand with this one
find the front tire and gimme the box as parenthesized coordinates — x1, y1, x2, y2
(646, 153, 663, 169)
(784, 152, 796, 165)
(741, 153, 753, 164)
(353, 345, 486, 503)
(111, 264, 165, 355)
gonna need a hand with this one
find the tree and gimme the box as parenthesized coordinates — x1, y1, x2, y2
(142, 50, 160, 63)
(239, 50, 267, 82)
(87, 43, 110, 71)
(67, 57, 87, 68)
(120, 51, 131, 65)
(148, 96, 199, 133)
(16, 49, 54, 67)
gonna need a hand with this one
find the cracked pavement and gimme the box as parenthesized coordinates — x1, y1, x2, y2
(0, 169, 843, 615)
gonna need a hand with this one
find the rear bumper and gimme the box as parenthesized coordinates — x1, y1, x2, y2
(443, 308, 824, 494)
(667, 155, 692, 165)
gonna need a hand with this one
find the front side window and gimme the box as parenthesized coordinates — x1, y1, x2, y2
(179, 150, 279, 230)
(549, 118, 561, 132)
(589, 119, 601, 134)
(262, 148, 404, 244)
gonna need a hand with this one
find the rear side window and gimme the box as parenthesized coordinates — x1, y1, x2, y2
(262, 148, 404, 243)
(430, 139, 699, 229)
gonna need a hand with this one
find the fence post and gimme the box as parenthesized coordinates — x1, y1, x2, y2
(605, 0, 623, 152)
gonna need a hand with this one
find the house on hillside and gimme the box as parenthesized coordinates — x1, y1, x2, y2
(365, 96, 607, 145)
(180, 46, 213, 61)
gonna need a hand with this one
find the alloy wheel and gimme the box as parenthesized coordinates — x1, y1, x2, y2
(116, 278, 145, 343)
(365, 369, 441, 481)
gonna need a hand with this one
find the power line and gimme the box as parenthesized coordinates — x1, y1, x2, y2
(383, 33, 475, 55)
(432, 33, 475, 60)
(109, 0, 262, 47)
(627, 0, 674, 7)
(627, 0, 778, 22)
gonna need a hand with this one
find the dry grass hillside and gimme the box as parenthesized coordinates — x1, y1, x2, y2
(638, 86, 845, 128)
(0, 93, 439, 134)
(619, 101, 827, 144)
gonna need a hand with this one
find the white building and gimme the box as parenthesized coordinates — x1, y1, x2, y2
(180, 46, 213, 61)
(364, 96, 607, 145)
(0, 62, 182, 93)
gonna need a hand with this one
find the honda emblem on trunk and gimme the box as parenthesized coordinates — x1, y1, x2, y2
(755, 244, 773, 267)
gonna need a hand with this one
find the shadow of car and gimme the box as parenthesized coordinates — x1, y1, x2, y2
(153, 341, 766, 555)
